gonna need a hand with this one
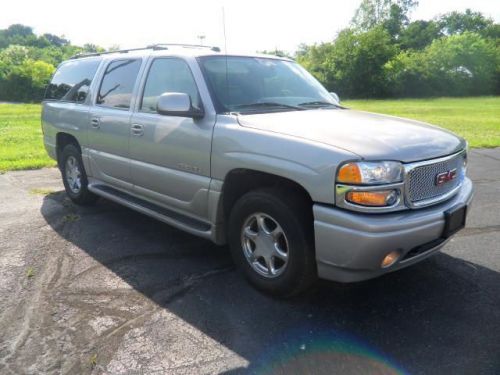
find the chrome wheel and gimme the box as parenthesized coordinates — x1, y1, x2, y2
(65, 156, 82, 194)
(241, 213, 289, 278)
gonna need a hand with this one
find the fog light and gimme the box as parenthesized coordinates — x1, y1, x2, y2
(381, 251, 400, 268)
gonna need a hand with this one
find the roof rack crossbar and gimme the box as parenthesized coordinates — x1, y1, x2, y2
(69, 43, 220, 60)
(148, 43, 220, 52)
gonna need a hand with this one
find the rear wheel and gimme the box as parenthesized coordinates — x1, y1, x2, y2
(60, 144, 98, 205)
(228, 188, 316, 296)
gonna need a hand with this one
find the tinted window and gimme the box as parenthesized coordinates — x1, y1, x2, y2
(140, 58, 200, 113)
(45, 58, 100, 102)
(97, 59, 142, 109)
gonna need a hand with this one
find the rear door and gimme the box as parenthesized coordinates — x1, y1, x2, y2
(129, 57, 215, 219)
(42, 58, 101, 163)
(87, 58, 143, 189)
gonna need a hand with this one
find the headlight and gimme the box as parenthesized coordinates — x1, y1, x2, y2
(337, 161, 403, 185)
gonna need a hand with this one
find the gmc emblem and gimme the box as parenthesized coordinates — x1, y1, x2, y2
(435, 169, 457, 186)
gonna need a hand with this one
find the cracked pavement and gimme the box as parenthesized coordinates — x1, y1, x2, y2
(0, 149, 499, 374)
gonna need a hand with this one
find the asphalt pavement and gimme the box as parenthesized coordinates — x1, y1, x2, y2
(0, 148, 499, 374)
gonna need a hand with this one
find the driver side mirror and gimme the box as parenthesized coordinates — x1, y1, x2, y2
(330, 92, 340, 104)
(157, 92, 204, 119)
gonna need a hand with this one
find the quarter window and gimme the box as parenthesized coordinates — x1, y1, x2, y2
(45, 58, 100, 102)
(141, 58, 200, 113)
(97, 59, 142, 109)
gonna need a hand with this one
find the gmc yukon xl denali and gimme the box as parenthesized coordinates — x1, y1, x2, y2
(42, 44, 474, 295)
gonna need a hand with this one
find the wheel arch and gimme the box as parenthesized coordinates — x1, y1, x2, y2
(56, 132, 81, 167)
(213, 168, 314, 244)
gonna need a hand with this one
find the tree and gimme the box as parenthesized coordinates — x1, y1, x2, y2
(385, 32, 499, 96)
(296, 42, 336, 89)
(0, 45, 31, 66)
(3, 24, 33, 38)
(439, 9, 493, 36)
(107, 44, 121, 52)
(43, 33, 70, 47)
(399, 20, 442, 50)
(258, 49, 292, 58)
(481, 24, 500, 43)
(298, 27, 398, 97)
(82, 44, 103, 53)
(0, 24, 38, 48)
(351, 0, 418, 32)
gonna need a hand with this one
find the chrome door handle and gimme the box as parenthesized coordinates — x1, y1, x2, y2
(131, 124, 144, 136)
(90, 118, 100, 129)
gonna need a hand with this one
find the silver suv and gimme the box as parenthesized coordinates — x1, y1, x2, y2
(42, 44, 474, 295)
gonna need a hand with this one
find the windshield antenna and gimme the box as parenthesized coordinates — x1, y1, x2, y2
(222, 6, 229, 113)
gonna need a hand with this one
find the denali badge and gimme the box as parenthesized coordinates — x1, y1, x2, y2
(435, 169, 457, 186)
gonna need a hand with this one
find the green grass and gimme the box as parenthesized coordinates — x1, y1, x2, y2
(344, 97, 500, 148)
(0, 103, 55, 172)
(0, 97, 499, 172)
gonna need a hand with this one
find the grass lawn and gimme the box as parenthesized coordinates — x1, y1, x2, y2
(0, 97, 499, 172)
(345, 97, 500, 148)
(0, 103, 55, 172)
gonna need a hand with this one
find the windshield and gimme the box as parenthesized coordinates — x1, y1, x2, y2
(198, 56, 338, 114)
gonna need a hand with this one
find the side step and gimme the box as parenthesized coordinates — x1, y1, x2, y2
(88, 184, 212, 239)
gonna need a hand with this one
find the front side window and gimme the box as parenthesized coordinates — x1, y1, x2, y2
(45, 58, 101, 102)
(97, 59, 142, 109)
(199, 56, 337, 114)
(140, 58, 201, 113)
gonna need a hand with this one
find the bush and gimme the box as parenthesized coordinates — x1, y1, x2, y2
(0, 56, 55, 102)
(385, 32, 499, 97)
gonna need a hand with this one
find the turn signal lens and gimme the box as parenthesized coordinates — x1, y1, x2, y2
(337, 163, 362, 184)
(346, 190, 398, 207)
(381, 251, 400, 268)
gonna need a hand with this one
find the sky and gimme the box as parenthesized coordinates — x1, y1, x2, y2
(2, 0, 499, 54)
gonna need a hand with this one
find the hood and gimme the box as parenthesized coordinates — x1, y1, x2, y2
(237, 109, 466, 163)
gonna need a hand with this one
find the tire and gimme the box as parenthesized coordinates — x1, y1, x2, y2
(59, 144, 98, 205)
(228, 188, 317, 296)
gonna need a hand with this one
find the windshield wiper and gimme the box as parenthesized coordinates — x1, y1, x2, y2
(232, 102, 304, 112)
(298, 101, 339, 108)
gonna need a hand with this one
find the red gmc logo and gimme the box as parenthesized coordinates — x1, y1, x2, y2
(435, 169, 457, 186)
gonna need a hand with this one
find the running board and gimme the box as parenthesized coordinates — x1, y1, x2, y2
(88, 184, 212, 239)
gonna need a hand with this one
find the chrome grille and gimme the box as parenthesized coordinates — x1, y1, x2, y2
(407, 152, 466, 204)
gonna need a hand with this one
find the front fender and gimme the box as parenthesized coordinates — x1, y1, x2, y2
(211, 116, 358, 204)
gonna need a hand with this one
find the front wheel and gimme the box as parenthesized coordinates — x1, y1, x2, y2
(228, 188, 316, 296)
(60, 144, 98, 205)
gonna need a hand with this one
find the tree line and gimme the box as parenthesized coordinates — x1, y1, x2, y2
(0, 1, 499, 102)
(296, 1, 499, 98)
(0, 24, 106, 102)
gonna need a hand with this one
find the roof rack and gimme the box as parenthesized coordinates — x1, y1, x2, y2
(69, 43, 220, 60)
(148, 43, 221, 52)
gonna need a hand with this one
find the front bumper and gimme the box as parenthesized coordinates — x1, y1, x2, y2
(314, 177, 474, 282)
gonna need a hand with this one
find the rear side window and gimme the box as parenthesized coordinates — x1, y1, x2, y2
(97, 59, 142, 109)
(45, 58, 101, 102)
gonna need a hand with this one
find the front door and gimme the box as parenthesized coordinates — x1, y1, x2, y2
(129, 57, 215, 220)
